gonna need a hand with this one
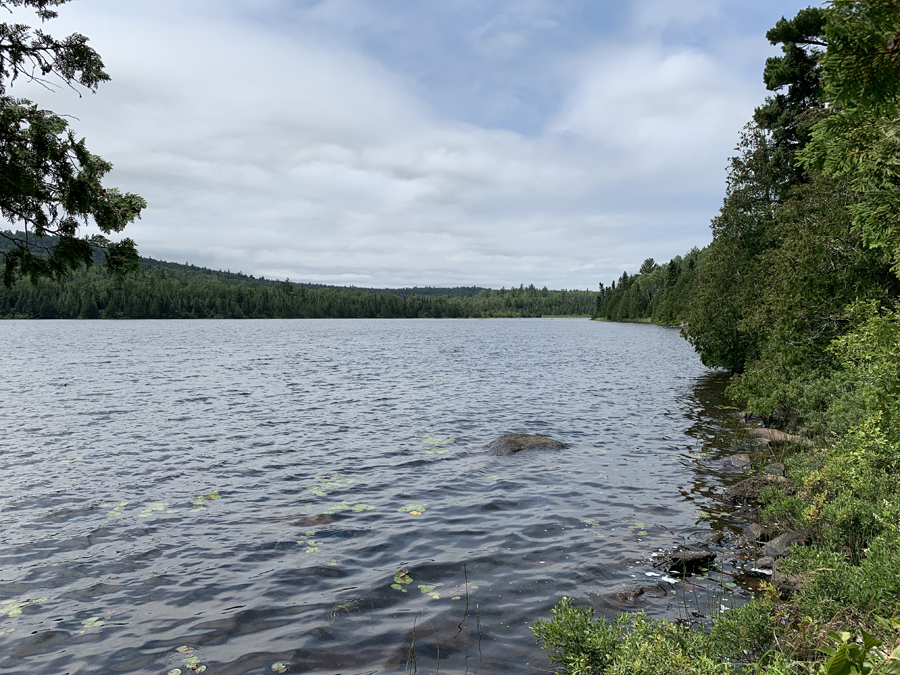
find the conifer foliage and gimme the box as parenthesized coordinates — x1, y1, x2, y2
(0, 0, 146, 288)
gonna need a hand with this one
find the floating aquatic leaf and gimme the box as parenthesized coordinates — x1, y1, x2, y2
(272, 664, 288, 673)
(139, 502, 169, 517)
(323, 501, 352, 515)
(580, 518, 600, 527)
(82, 617, 104, 628)
(184, 656, 201, 668)
(418, 585, 437, 594)
(421, 436, 455, 454)
(451, 596, 461, 601)
(637, 531, 648, 536)
(176, 646, 193, 654)
(168, 670, 182, 675)
(318, 501, 373, 516)
(327, 559, 338, 566)
(3, 597, 46, 618)
(398, 504, 426, 514)
(307, 475, 356, 497)
(192, 490, 222, 509)
(474, 472, 499, 481)
(392, 569, 413, 591)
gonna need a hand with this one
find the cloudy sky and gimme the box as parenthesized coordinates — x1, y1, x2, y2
(12, 0, 814, 289)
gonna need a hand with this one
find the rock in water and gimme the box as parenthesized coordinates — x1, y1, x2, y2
(487, 434, 568, 456)
(748, 523, 770, 542)
(722, 453, 751, 472)
(761, 530, 808, 558)
(654, 550, 717, 575)
(763, 463, 785, 477)
(723, 475, 796, 504)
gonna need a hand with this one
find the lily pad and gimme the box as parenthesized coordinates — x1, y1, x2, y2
(306, 475, 356, 497)
(272, 664, 288, 673)
(398, 504, 426, 515)
(191, 490, 222, 509)
(3, 597, 48, 618)
(139, 502, 169, 517)
(421, 436, 455, 455)
(392, 569, 413, 592)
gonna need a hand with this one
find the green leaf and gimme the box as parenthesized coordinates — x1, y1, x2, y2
(861, 631, 882, 652)
(824, 644, 853, 675)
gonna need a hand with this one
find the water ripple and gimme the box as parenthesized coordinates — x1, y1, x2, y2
(1, 319, 748, 673)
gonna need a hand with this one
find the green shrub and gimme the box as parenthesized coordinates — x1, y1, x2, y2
(531, 597, 628, 675)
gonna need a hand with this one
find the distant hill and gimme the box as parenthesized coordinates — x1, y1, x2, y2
(1, 231, 490, 297)
(0, 232, 595, 319)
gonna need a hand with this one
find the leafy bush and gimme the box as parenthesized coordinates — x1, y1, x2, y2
(532, 596, 780, 675)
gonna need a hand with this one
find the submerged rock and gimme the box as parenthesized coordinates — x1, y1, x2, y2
(772, 569, 803, 599)
(761, 530, 807, 558)
(654, 550, 716, 575)
(723, 475, 796, 505)
(747, 556, 775, 577)
(487, 434, 568, 456)
(750, 427, 813, 447)
(763, 463, 786, 477)
(722, 453, 752, 472)
(748, 523, 771, 542)
(605, 583, 665, 603)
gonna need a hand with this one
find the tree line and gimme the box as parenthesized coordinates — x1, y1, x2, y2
(0, 247, 596, 319)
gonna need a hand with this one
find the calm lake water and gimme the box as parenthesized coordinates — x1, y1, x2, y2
(0, 319, 758, 674)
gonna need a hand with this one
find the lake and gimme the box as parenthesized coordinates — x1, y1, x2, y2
(0, 318, 758, 674)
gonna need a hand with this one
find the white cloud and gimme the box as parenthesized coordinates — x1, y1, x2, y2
(631, 0, 723, 31)
(549, 45, 757, 180)
(6, 0, 775, 288)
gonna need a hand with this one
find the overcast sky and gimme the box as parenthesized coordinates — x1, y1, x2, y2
(12, 0, 815, 289)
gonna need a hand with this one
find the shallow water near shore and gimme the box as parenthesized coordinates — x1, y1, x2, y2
(0, 318, 761, 674)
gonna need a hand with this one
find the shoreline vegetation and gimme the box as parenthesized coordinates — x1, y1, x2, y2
(536, 4, 900, 674)
(0, 237, 595, 319)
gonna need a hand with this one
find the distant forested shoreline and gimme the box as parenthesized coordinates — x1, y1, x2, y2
(591, 249, 703, 325)
(0, 236, 595, 319)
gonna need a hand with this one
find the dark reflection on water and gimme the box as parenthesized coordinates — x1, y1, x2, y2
(1, 319, 754, 674)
